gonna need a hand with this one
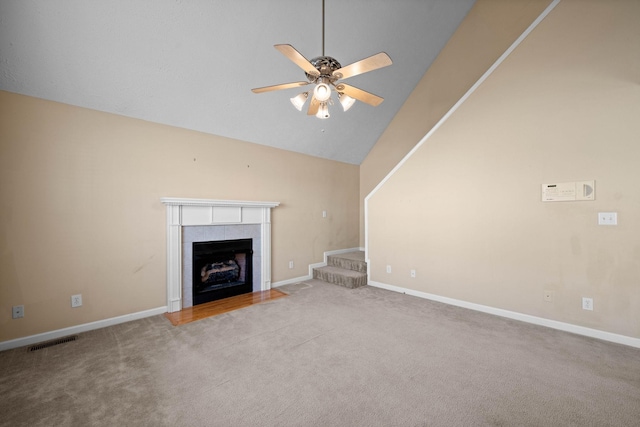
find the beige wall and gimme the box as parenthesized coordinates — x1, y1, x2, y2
(360, 0, 554, 246)
(367, 0, 640, 338)
(0, 91, 359, 342)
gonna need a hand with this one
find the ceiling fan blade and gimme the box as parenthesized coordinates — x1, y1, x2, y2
(251, 81, 310, 94)
(336, 83, 384, 107)
(274, 44, 319, 77)
(332, 52, 392, 80)
(307, 96, 320, 116)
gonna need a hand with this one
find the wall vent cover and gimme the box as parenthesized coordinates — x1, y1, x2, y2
(28, 335, 78, 352)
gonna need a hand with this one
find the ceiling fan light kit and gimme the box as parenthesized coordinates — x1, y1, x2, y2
(290, 92, 309, 111)
(316, 102, 330, 119)
(251, 0, 392, 120)
(339, 93, 356, 112)
(313, 82, 332, 102)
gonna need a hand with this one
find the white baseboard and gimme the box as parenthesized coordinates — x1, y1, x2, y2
(272, 247, 363, 288)
(0, 306, 167, 352)
(272, 274, 314, 287)
(323, 247, 364, 260)
(369, 280, 640, 349)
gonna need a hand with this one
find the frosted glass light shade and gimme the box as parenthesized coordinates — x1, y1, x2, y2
(316, 102, 330, 119)
(290, 92, 308, 111)
(313, 83, 331, 102)
(339, 93, 355, 111)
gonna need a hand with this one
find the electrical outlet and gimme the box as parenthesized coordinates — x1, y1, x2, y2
(582, 297, 593, 311)
(544, 290, 555, 302)
(71, 294, 82, 308)
(288, 260, 294, 269)
(410, 269, 416, 278)
(12, 305, 24, 319)
(386, 265, 392, 274)
(598, 212, 617, 225)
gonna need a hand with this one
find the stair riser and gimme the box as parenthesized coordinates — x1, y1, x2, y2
(313, 269, 367, 289)
(327, 256, 367, 273)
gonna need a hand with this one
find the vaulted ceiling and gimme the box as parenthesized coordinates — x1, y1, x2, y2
(0, 0, 475, 164)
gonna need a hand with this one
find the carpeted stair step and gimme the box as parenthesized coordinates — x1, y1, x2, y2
(327, 251, 367, 274)
(313, 265, 367, 289)
(313, 251, 367, 289)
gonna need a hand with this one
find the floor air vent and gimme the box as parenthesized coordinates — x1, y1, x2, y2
(28, 335, 78, 352)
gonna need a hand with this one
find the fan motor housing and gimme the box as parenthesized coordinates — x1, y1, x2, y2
(306, 56, 342, 81)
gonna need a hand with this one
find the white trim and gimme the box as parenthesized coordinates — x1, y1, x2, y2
(308, 262, 325, 277)
(364, 0, 561, 261)
(160, 198, 279, 209)
(323, 247, 363, 263)
(0, 306, 167, 352)
(271, 247, 364, 288)
(272, 275, 314, 288)
(369, 280, 640, 349)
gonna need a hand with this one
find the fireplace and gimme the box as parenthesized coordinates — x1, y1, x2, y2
(192, 238, 253, 305)
(161, 198, 279, 313)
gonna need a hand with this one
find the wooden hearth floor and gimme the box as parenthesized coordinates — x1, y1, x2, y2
(164, 289, 288, 326)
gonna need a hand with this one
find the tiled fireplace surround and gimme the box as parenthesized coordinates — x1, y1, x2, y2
(161, 198, 279, 312)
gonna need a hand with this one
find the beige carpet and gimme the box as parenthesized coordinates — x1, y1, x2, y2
(1, 280, 639, 426)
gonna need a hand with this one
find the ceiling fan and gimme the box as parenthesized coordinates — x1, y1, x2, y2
(251, 0, 392, 119)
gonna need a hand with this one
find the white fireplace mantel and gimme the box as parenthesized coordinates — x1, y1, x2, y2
(161, 198, 280, 312)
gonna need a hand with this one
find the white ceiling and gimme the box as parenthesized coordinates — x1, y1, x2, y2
(0, 0, 475, 164)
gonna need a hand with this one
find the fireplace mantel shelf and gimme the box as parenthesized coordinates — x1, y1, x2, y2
(161, 198, 280, 313)
(161, 197, 280, 209)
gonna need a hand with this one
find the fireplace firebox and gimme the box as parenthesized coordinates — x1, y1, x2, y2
(192, 238, 253, 305)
